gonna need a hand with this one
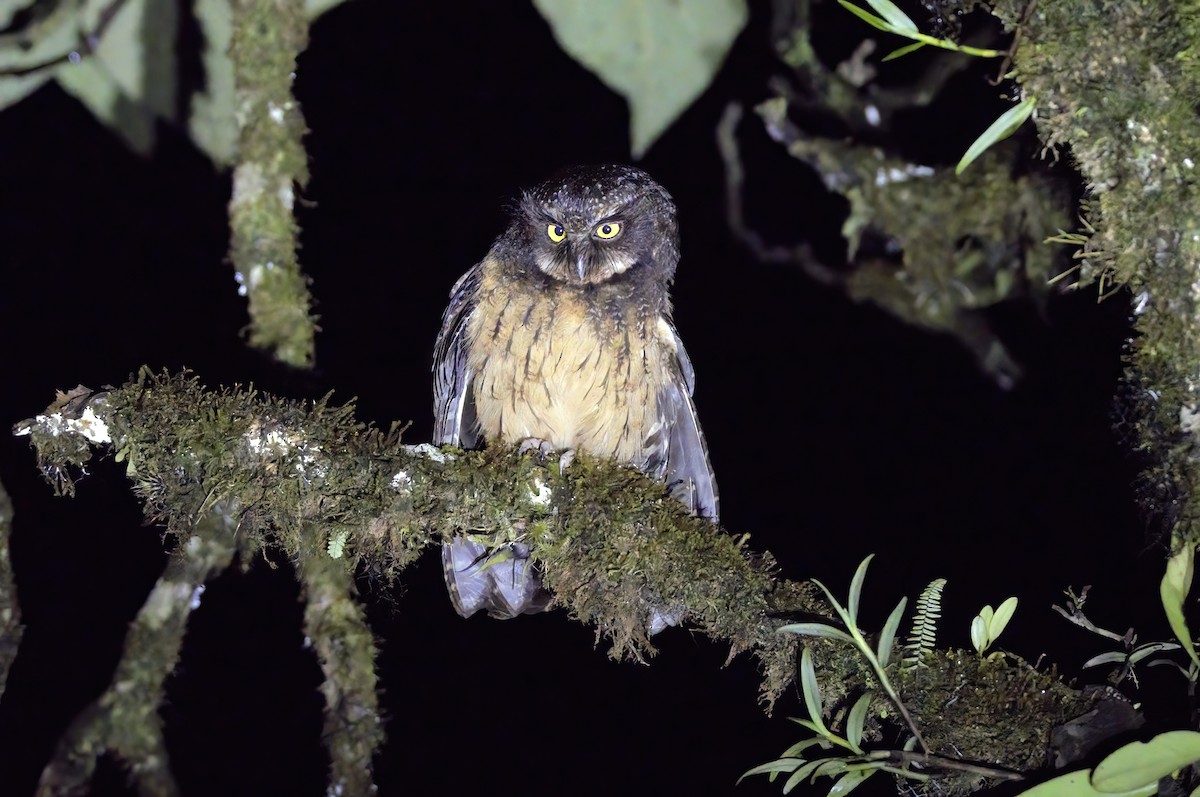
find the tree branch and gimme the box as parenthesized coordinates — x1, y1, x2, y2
(13, 369, 1137, 794)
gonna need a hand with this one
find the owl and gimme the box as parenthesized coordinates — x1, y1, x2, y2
(433, 164, 718, 622)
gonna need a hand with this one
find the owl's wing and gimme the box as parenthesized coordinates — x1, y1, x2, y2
(433, 264, 481, 448)
(433, 263, 551, 619)
(657, 319, 720, 524)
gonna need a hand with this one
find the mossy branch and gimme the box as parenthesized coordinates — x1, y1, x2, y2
(982, 0, 1200, 556)
(13, 370, 1138, 793)
(35, 509, 238, 797)
(12, 369, 814, 709)
(228, 0, 316, 367)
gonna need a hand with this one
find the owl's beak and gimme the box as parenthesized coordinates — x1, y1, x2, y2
(575, 254, 588, 281)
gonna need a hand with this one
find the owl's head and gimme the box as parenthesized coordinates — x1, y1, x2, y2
(508, 164, 680, 286)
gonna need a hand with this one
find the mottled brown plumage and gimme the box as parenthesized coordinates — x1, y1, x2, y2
(433, 164, 717, 622)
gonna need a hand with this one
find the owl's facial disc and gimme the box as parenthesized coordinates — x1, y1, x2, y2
(515, 164, 678, 286)
(533, 217, 634, 285)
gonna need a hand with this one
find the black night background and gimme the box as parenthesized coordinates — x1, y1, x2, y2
(0, 1, 1164, 795)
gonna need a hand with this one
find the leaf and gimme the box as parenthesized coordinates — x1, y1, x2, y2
(189, 0, 238, 164)
(877, 597, 907, 667)
(989, 597, 1019, 642)
(956, 96, 1035, 175)
(0, 0, 77, 114)
(970, 615, 986, 654)
(0, 72, 55, 115)
(0, 0, 32, 29)
(1161, 545, 1200, 669)
(882, 41, 927, 61)
(836, 1, 893, 33)
(56, 59, 156, 153)
(1082, 652, 1128, 669)
(305, 0, 347, 18)
(846, 691, 873, 750)
(531, 0, 748, 157)
(781, 738, 827, 758)
(800, 648, 830, 737)
(1016, 770, 1156, 797)
(94, 0, 176, 117)
(848, 554, 874, 626)
(785, 759, 831, 793)
(811, 759, 850, 780)
(1092, 731, 1200, 793)
(778, 622, 855, 643)
(1128, 642, 1180, 665)
(738, 759, 804, 783)
(54, 0, 178, 154)
(829, 768, 875, 796)
(810, 578, 851, 623)
(862, 0, 918, 33)
(793, 718, 827, 736)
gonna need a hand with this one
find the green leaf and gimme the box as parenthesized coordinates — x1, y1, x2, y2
(1016, 770, 1157, 797)
(785, 759, 831, 793)
(800, 648, 830, 737)
(1161, 545, 1200, 669)
(989, 597, 1019, 641)
(882, 41, 927, 61)
(848, 554, 874, 626)
(56, 59, 156, 153)
(970, 614, 986, 653)
(829, 768, 875, 796)
(738, 759, 804, 783)
(189, 0, 238, 164)
(846, 691, 873, 750)
(531, 0, 748, 157)
(0, 0, 32, 29)
(811, 759, 850, 780)
(836, 1, 893, 33)
(778, 622, 855, 643)
(0, 72, 54, 115)
(810, 578, 851, 623)
(1128, 642, 1180, 665)
(792, 718, 827, 736)
(1082, 652, 1128, 669)
(54, 0, 179, 154)
(305, 0, 347, 18)
(1092, 731, 1200, 793)
(781, 738, 827, 758)
(0, 0, 78, 114)
(877, 597, 907, 667)
(956, 96, 1035, 175)
(862, 0, 918, 33)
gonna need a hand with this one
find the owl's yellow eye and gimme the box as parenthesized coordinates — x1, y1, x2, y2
(547, 223, 566, 242)
(594, 222, 621, 240)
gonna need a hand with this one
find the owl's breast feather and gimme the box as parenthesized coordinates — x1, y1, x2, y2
(467, 270, 672, 466)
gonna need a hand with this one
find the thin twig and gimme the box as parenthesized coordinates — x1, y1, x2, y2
(989, 0, 1036, 86)
(715, 101, 841, 286)
(882, 750, 1025, 782)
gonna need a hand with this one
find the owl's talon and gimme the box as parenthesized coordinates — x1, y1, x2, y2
(518, 437, 556, 459)
(557, 448, 576, 473)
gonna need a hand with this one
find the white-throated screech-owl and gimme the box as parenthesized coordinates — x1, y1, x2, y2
(432, 164, 718, 624)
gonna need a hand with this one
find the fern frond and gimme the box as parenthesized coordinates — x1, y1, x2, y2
(901, 578, 946, 670)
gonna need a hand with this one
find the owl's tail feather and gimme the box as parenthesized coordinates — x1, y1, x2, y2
(442, 538, 551, 619)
